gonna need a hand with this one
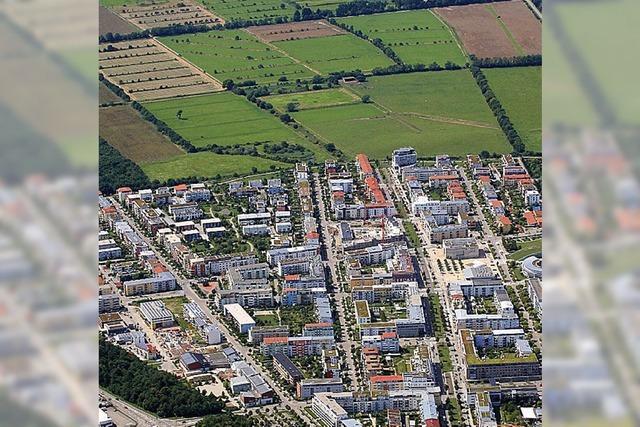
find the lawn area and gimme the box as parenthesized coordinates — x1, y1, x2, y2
(254, 312, 279, 327)
(273, 33, 395, 74)
(142, 151, 288, 181)
(162, 297, 192, 330)
(279, 306, 317, 335)
(293, 71, 510, 158)
(507, 238, 541, 260)
(337, 10, 467, 66)
(143, 92, 325, 155)
(264, 88, 360, 111)
(484, 66, 541, 152)
(158, 30, 316, 85)
(197, 0, 295, 21)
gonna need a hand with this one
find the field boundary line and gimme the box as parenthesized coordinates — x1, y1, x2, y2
(242, 28, 322, 76)
(485, 4, 525, 56)
(431, 9, 469, 61)
(399, 112, 499, 129)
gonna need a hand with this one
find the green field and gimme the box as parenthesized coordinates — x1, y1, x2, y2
(292, 71, 510, 158)
(158, 30, 316, 85)
(508, 238, 542, 260)
(337, 10, 467, 66)
(273, 33, 395, 74)
(484, 66, 541, 152)
(264, 88, 360, 111)
(142, 151, 288, 181)
(99, 0, 166, 7)
(197, 0, 295, 21)
(296, 0, 352, 9)
(143, 92, 309, 148)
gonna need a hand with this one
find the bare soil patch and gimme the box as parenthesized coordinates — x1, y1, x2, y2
(113, 0, 224, 30)
(100, 6, 139, 36)
(100, 82, 124, 105)
(100, 104, 184, 164)
(493, 0, 541, 55)
(435, 2, 518, 58)
(247, 19, 345, 42)
(99, 38, 223, 101)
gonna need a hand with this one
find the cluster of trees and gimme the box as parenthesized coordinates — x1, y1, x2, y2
(293, 7, 332, 21)
(471, 54, 541, 68)
(371, 60, 460, 76)
(196, 414, 254, 427)
(470, 64, 525, 154)
(263, 141, 310, 156)
(131, 101, 198, 152)
(99, 74, 130, 102)
(99, 339, 225, 417)
(335, 0, 387, 17)
(392, 0, 507, 10)
(99, 139, 150, 194)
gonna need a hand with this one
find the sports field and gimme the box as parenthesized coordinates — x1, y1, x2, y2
(337, 10, 467, 66)
(142, 151, 288, 181)
(484, 66, 541, 152)
(143, 92, 309, 148)
(293, 71, 510, 158)
(264, 88, 360, 111)
(197, 0, 295, 21)
(158, 30, 316, 85)
(273, 33, 395, 74)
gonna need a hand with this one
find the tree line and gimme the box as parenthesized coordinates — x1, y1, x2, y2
(471, 54, 541, 68)
(99, 339, 225, 418)
(469, 63, 526, 154)
(99, 74, 131, 102)
(99, 138, 151, 194)
(330, 20, 403, 65)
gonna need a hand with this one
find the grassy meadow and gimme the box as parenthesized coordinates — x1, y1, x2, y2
(264, 88, 360, 111)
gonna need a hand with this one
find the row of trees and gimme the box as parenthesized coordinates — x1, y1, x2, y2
(99, 138, 151, 194)
(392, 0, 507, 10)
(372, 60, 461, 76)
(99, 74, 130, 102)
(470, 63, 526, 154)
(99, 339, 225, 418)
(471, 54, 541, 68)
(99, 23, 212, 43)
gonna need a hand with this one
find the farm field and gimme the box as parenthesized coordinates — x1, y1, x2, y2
(158, 30, 317, 85)
(99, 38, 223, 101)
(292, 71, 510, 158)
(273, 33, 395, 74)
(247, 20, 345, 42)
(435, 0, 540, 58)
(99, 0, 167, 7)
(197, 0, 295, 21)
(99, 82, 124, 105)
(110, 0, 223, 30)
(336, 10, 467, 66)
(100, 104, 184, 164)
(264, 88, 359, 111)
(143, 92, 329, 161)
(296, 0, 352, 9)
(484, 66, 541, 152)
(142, 151, 288, 181)
(99, 6, 138, 35)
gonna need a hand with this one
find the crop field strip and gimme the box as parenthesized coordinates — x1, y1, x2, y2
(158, 29, 318, 85)
(197, 0, 296, 21)
(290, 71, 511, 158)
(100, 104, 185, 164)
(246, 20, 346, 42)
(336, 10, 467, 66)
(99, 6, 139, 36)
(272, 33, 395, 74)
(99, 39, 223, 101)
(435, 0, 540, 59)
(483, 66, 541, 153)
(264, 88, 360, 111)
(112, 0, 224, 30)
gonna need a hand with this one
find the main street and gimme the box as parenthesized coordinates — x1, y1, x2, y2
(312, 172, 359, 389)
(111, 199, 317, 426)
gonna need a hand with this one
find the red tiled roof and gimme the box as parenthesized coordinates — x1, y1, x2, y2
(381, 332, 397, 339)
(284, 274, 301, 281)
(304, 322, 332, 328)
(263, 336, 288, 344)
(174, 184, 188, 191)
(116, 187, 132, 193)
(357, 153, 374, 175)
(429, 175, 457, 180)
(498, 215, 512, 226)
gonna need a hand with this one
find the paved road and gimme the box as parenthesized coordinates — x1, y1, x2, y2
(312, 172, 359, 389)
(111, 199, 317, 427)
